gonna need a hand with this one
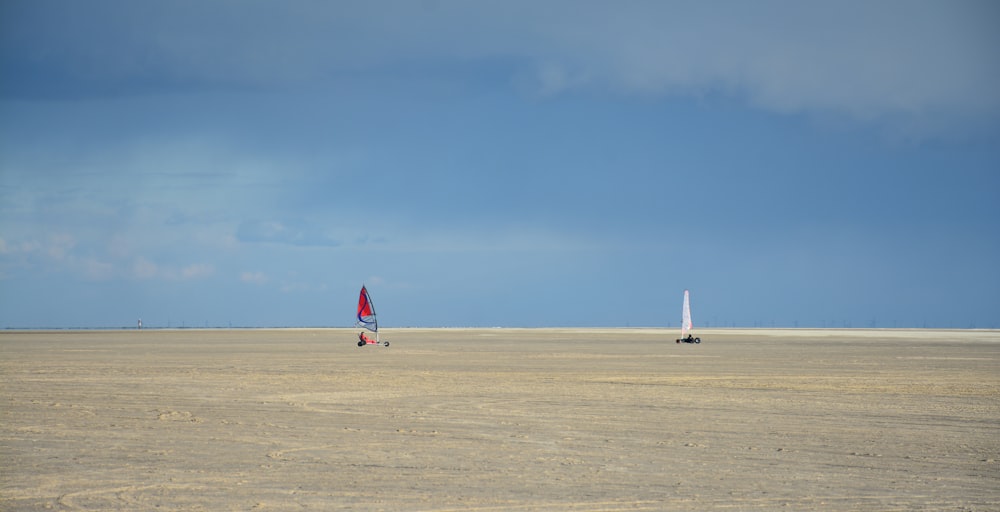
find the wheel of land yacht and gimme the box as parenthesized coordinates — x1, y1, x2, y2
(383, 341, 390, 347)
(695, 338, 701, 343)
(358, 340, 365, 347)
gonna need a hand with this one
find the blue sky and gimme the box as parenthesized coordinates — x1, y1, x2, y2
(1, 0, 998, 329)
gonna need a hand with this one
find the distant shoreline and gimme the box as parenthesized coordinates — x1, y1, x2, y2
(4, 326, 998, 335)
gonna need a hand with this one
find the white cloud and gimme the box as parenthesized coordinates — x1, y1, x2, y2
(45, 234, 76, 260)
(236, 219, 342, 247)
(118, 256, 216, 281)
(529, 62, 592, 96)
(279, 281, 327, 294)
(0, 237, 41, 256)
(132, 257, 159, 279)
(241, 271, 269, 285)
(180, 263, 214, 280)
(82, 258, 115, 281)
(0, 235, 74, 261)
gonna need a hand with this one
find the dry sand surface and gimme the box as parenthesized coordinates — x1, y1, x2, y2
(2, 328, 998, 511)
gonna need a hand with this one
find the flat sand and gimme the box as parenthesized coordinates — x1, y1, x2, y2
(2, 328, 998, 511)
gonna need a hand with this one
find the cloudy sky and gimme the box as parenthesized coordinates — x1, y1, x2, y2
(1, 0, 998, 329)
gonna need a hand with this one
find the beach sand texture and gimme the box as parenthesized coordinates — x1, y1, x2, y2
(2, 328, 998, 510)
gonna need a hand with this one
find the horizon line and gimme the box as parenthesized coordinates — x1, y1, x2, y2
(4, 326, 998, 332)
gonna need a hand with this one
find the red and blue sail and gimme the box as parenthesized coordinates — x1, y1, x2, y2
(356, 285, 378, 333)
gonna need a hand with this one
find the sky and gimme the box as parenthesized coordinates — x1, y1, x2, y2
(1, 0, 998, 329)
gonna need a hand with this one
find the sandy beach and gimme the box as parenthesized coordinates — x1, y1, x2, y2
(2, 328, 998, 510)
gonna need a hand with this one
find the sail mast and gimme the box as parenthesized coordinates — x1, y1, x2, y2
(367, 286, 379, 343)
(369, 287, 378, 334)
(367, 286, 378, 343)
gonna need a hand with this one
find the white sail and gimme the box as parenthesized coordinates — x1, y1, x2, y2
(681, 289, 692, 337)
